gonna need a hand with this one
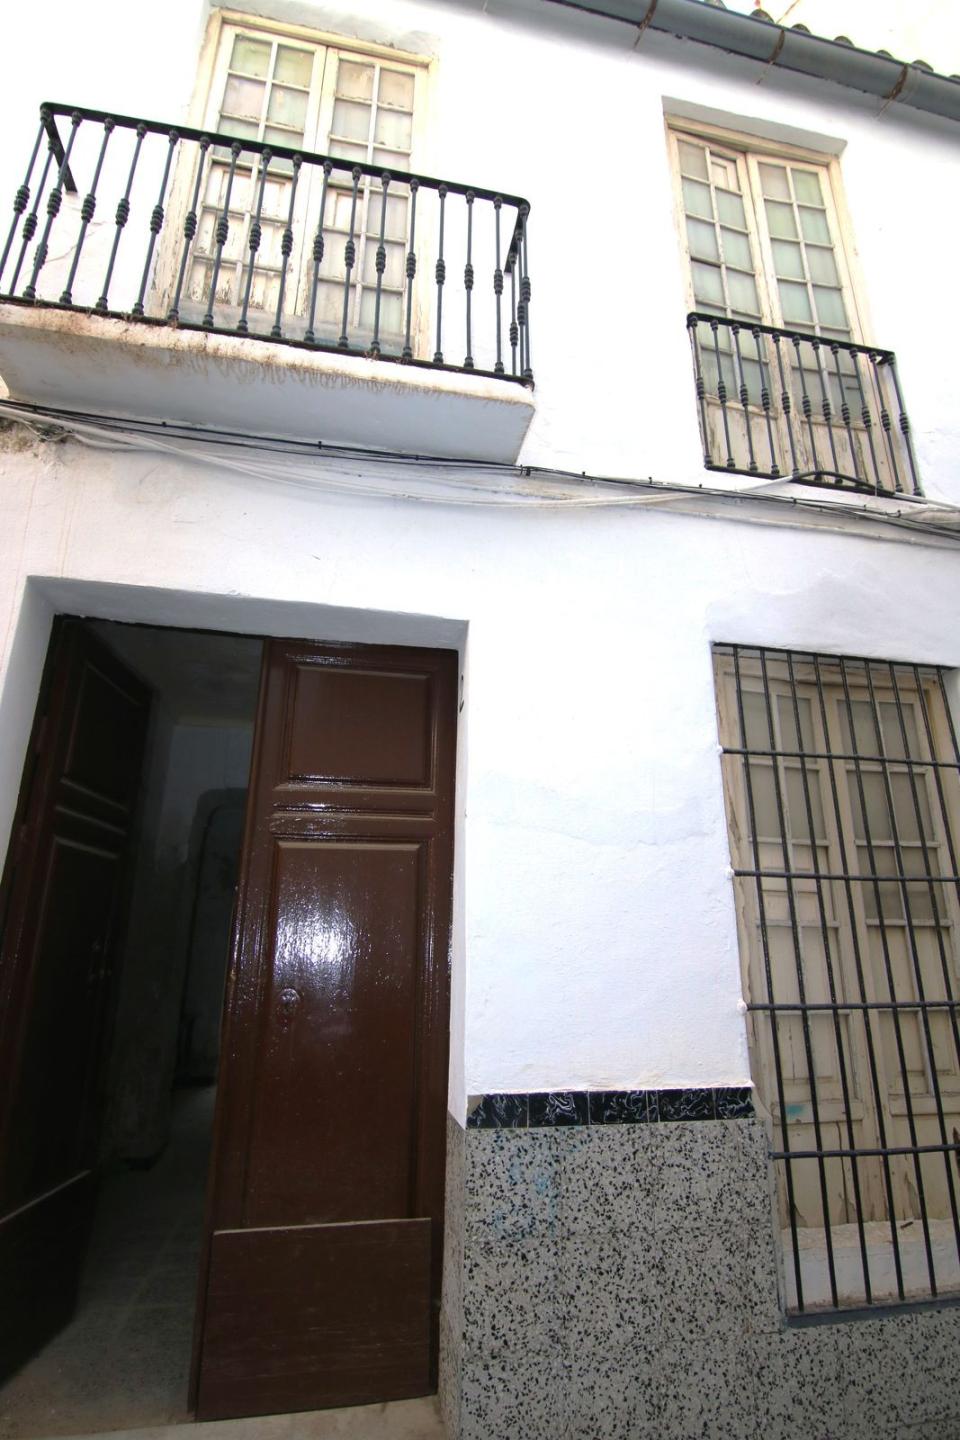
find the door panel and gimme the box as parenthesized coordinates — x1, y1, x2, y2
(0, 619, 150, 1378)
(194, 639, 456, 1420)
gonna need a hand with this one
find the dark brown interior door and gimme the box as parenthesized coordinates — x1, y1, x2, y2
(193, 639, 457, 1421)
(0, 619, 150, 1379)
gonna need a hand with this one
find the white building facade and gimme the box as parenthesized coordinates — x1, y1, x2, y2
(1, 0, 960, 1436)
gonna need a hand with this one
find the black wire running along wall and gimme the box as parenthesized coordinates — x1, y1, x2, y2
(688, 314, 920, 497)
(714, 644, 960, 1315)
(0, 103, 533, 383)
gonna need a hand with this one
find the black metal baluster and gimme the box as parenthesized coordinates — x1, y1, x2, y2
(830, 342, 862, 487)
(508, 241, 518, 377)
(97, 122, 147, 313)
(731, 323, 758, 474)
(811, 338, 841, 483)
(401, 177, 419, 361)
(886, 356, 922, 496)
(709, 319, 735, 469)
(203, 140, 242, 331)
(271, 152, 302, 339)
(9, 139, 56, 296)
(370, 172, 390, 357)
(518, 202, 532, 382)
(791, 334, 823, 481)
(687, 316, 712, 466)
(492, 196, 504, 375)
(168, 136, 210, 323)
(771, 330, 801, 478)
(871, 352, 904, 494)
(338, 166, 361, 351)
(433, 183, 447, 364)
(238, 147, 271, 335)
(60, 118, 114, 306)
(0, 108, 49, 292)
(132, 128, 178, 317)
(23, 109, 81, 301)
(850, 348, 884, 492)
(305, 160, 332, 346)
(754, 327, 779, 476)
(462, 190, 475, 370)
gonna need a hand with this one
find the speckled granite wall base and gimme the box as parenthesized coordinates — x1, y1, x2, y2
(439, 1100, 960, 1440)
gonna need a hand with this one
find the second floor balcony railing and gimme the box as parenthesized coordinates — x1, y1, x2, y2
(687, 313, 921, 497)
(0, 103, 533, 384)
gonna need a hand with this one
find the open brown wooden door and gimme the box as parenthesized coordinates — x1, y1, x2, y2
(0, 619, 150, 1379)
(193, 639, 457, 1421)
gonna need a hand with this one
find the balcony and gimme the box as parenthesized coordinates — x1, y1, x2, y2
(686, 313, 921, 497)
(0, 104, 535, 461)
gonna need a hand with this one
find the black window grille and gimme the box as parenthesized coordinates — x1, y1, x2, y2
(714, 643, 960, 1313)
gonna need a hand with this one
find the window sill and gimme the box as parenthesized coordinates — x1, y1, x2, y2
(781, 1218, 960, 1316)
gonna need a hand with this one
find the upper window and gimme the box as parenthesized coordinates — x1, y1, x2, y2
(669, 127, 920, 497)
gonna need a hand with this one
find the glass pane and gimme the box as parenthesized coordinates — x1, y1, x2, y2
(686, 217, 718, 261)
(786, 768, 826, 843)
(779, 280, 813, 324)
(360, 286, 403, 336)
(716, 189, 747, 228)
(806, 246, 839, 286)
(743, 690, 772, 749)
(814, 286, 848, 328)
(678, 140, 708, 179)
(792, 170, 824, 205)
(892, 772, 934, 842)
(727, 269, 760, 315)
(799, 207, 831, 244)
(379, 69, 415, 109)
(217, 117, 259, 143)
(372, 148, 408, 172)
(777, 694, 815, 752)
(750, 764, 779, 838)
(362, 237, 404, 289)
(765, 200, 798, 240)
(839, 698, 876, 755)
(223, 76, 266, 121)
(772, 240, 804, 280)
(267, 85, 308, 130)
(759, 163, 790, 200)
(721, 228, 752, 269)
(367, 191, 409, 241)
(230, 35, 271, 79)
(880, 701, 921, 760)
(338, 60, 375, 101)
(263, 126, 303, 153)
(852, 772, 893, 842)
(332, 99, 372, 142)
(682, 177, 712, 220)
(692, 260, 724, 306)
(275, 46, 314, 86)
(374, 107, 412, 149)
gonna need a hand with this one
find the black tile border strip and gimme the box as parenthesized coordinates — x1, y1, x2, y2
(465, 1086, 753, 1129)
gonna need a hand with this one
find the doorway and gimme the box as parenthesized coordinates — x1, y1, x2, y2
(0, 617, 457, 1434)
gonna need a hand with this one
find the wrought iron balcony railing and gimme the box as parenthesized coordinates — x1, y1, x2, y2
(687, 313, 920, 497)
(0, 103, 533, 383)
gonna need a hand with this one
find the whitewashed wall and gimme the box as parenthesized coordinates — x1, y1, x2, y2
(1, 0, 959, 1117)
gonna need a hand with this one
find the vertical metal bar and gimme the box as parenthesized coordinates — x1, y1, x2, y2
(60, 118, 114, 306)
(304, 160, 332, 346)
(203, 140, 242, 331)
(838, 655, 939, 1295)
(886, 356, 922, 496)
(508, 242, 518, 377)
(687, 317, 712, 467)
(519, 202, 532, 382)
(871, 352, 905, 494)
(710, 319, 735, 469)
(23, 109, 81, 301)
(97, 123, 147, 313)
(270, 153, 302, 340)
(772, 330, 801, 478)
(132, 128, 179, 317)
(9, 141, 56, 296)
(463, 190, 475, 370)
(731, 645, 806, 1312)
(168, 136, 210, 323)
(785, 650, 873, 1304)
(755, 327, 779, 477)
(811, 339, 841, 483)
(0, 109, 48, 292)
(370, 171, 391, 357)
(492, 196, 504, 376)
(401, 177, 419, 361)
(830, 343, 862, 487)
(811, 653, 905, 1302)
(338, 166, 362, 351)
(433, 183, 447, 364)
(921, 671, 960, 922)
(758, 647, 840, 1309)
(237, 148, 272, 335)
(850, 349, 884, 493)
(731, 322, 758, 474)
(791, 334, 824, 480)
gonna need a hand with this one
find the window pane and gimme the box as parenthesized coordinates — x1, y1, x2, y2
(332, 98, 372, 141)
(692, 260, 724, 306)
(338, 60, 375, 100)
(682, 177, 712, 219)
(686, 217, 719, 261)
(223, 76, 266, 121)
(374, 107, 412, 149)
(772, 240, 804, 280)
(765, 200, 798, 240)
(792, 170, 824, 205)
(799, 207, 831, 243)
(267, 85, 308, 130)
(759, 163, 790, 200)
(814, 286, 848, 328)
(806, 246, 839, 286)
(275, 46, 314, 86)
(716, 189, 747, 228)
(727, 269, 760, 315)
(678, 140, 708, 179)
(217, 117, 259, 143)
(721, 227, 752, 269)
(379, 69, 415, 109)
(230, 35, 271, 78)
(779, 280, 813, 324)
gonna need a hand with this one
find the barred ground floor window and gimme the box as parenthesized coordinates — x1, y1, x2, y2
(714, 644, 960, 1313)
